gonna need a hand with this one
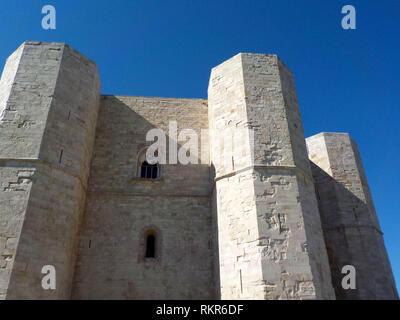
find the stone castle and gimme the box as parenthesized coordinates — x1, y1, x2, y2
(0, 41, 397, 300)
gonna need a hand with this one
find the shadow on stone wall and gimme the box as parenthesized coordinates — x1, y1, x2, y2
(86, 95, 212, 196)
(310, 161, 398, 300)
(71, 95, 217, 299)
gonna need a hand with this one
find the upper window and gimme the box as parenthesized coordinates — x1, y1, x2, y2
(140, 161, 159, 179)
(137, 148, 160, 179)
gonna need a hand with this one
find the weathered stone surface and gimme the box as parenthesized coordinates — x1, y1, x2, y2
(71, 96, 214, 299)
(306, 132, 398, 300)
(0, 42, 100, 299)
(208, 53, 335, 299)
(0, 42, 396, 300)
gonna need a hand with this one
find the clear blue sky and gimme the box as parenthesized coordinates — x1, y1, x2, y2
(1, 1, 399, 292)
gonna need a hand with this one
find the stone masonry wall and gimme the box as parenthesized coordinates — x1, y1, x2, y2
(0, 42, 100, 299)
(208, 53, 335, 299)
(72, 96, 215, 299)
(0, 44, 27, 299)
(306, 132, 398, 299)
(1, 41, 396, 300)
(208, 54, 265, 299)
(0, 165, 34, 300)
(0, 42, 61, 299)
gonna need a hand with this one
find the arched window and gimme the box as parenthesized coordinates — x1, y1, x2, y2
(140, 161, 158, 179)
(145, 234, 156, 258)
(145, 230, 156, 259)
(137, 148, 160, 179)
(139, 226, 161, 263)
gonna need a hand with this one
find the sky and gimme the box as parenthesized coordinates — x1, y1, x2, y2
(0, 0, 399, 292)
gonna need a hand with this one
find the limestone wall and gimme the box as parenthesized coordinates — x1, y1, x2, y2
(0, 42, 62, 299)
(1, 41, 395, 300)
(0, 165, 34, 300)
(208, 53, 335, 299)
(72, 96, 215, 299)
(0, 42, 100, 299)
(306, 132, 398, 299)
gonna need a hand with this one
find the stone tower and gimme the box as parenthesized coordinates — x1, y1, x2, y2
(306, 133, 399, 299)
(0, 42, 100, 299)
(208, 53, 335, 299)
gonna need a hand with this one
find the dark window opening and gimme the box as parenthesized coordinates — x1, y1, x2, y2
(59, 149, 63, 164)
(140, 161, 158, 179)
(145, 234, 156, 258)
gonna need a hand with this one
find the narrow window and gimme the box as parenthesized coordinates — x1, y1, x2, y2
(140, 161, 159, 179)
(137, 148, 160, 179)
(145, 233, 156, 258)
